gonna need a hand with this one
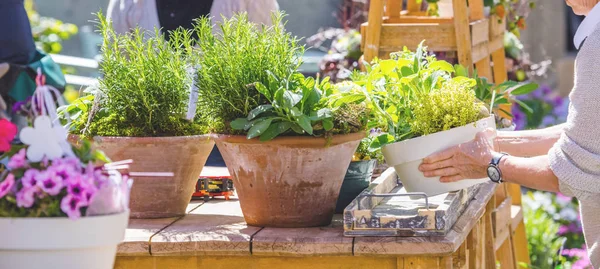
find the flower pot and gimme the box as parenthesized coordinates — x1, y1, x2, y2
(0, 211, 129, 269)
(382, 116, 496, 197)
(91, 135, 214, 218)
(214, 133, 364, 228)
(335, 160, 376, 213)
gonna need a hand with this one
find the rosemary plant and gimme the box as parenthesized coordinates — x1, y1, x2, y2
(60, 12, 206, 137)
(193, 12, 304, 133)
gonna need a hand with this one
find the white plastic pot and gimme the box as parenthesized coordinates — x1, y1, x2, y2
(0, 211, 129, 269)
(382, 116, 496, 196)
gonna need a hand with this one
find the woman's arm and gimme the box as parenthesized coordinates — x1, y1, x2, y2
(499, 155, 559, 192)
(495, 123, 566, 157)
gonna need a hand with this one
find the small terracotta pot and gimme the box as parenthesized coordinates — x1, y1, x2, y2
(72, 135, 214, 219)
(214, 133, 364, 228)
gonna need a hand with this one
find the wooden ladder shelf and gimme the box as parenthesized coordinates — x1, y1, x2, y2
(360, 0, 530, 268)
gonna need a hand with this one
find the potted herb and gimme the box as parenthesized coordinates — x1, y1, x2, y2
(59, 14, 214, 218)
(194, 13, 368, 227)
(355, 43, 534, 196)
(0, 100, 130, 268)
(335, 133, 382, 213)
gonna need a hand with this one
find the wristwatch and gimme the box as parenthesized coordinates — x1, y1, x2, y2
(487, 152, 508, 183)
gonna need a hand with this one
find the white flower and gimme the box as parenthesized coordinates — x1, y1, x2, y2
(20, 116, 67, 162)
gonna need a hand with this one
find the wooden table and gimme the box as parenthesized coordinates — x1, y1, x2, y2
(114, 172, 500, 269)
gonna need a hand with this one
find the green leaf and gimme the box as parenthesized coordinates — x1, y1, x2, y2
(304, 76, 316, 90)
(274, 87, 285, 107)
(309, 108, 332, 121)
(370, 133, 396, 150)
(322, 119, 334, 131)
(514, 99, 533, 113)
(510, 83, 539, 96)
(247, 105, 274, 120)
(231, 118, 249, 130)
(454, 64, 469, 77)
(400, 66, 413, 77)
(296, 115, 313, 135)
(303, 88, 322, 112)
(291, 124, 304, 134)
(247, 118, 274, 139)
(290, 107, 303, 117)
(379, 59, 397, 74)
(283, 91, 302, 109)
(255, 82, 272, 100)
(333, 94, 366, 107)
(259, 122, 281, 141)
(429, 61, 455, 73)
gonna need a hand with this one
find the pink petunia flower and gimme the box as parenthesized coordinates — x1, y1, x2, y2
(52, 157, 82, 169)
(60, 194, 85, 220)
(21, 169, 40, 188)
(0, 174, 15, 199)
(0, 119, 17, 152)
(36, 170, 64, 195)
(7, 149, 28, 169)
(16, 186, 39, 208)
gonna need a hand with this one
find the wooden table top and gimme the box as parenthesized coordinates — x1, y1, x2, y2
(117, 167, 497, 257)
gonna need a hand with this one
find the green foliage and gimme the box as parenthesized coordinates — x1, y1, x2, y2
(522, 192, 569, 268)
(353, 135, 384, 161)
(25, 0, 78, 54)
(193, 12, 303, 134)
(231, 72, 368, 141)
(352, 42, 483, 149)
(60, 12, 207, 137)
(410, 79, 481, 136)
(470, 70, 538, 118)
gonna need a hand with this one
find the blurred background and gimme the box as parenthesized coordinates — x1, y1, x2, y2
(28, 0, 588, 267)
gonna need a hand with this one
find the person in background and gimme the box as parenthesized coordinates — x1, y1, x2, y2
(107, 0, 280, 39)
(419, 0, 600, 267)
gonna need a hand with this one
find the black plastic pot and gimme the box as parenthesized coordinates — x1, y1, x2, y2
(335, 160, 376, 213)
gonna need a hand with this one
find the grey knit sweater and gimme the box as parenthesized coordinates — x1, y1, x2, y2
(548, 23, 600, 268)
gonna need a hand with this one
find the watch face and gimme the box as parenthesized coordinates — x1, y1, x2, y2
(487, 166, 500, 182)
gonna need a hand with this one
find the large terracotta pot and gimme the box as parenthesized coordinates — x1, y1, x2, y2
(214, 133, 363, 228)
(91, 135, 214, 218)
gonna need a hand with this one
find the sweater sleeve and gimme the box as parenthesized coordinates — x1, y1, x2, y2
(210, 0, 279, 26)
(548, 25, 600, 205)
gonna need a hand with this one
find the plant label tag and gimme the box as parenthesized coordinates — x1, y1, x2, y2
(186, 68, 200, 121)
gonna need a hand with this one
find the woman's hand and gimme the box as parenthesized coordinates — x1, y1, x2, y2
(418, 129, 497, 182)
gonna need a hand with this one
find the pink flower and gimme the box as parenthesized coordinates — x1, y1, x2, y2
(52, 157, 82, 169)
(21, 169, 40, 188)
(61, 194, 85, 220)
(556, 192, 571, 202)
(0, 174, 15, 198)
(16, 186, 38, 208)
(7, 149, 28, 169)
(0, 119, 17, 152)
(36, 170, 64, 195)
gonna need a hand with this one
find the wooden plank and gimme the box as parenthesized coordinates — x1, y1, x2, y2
(386, 0, 402, 20)
(386, 16, 454, 24)
(508, 184, 522, 205)
(475, 56, 493, 83)
(452, 0, 474, 74)
(404, 257, 445, 268)
(150, 200, 260, 256)
(470, 19, 490, 47)
(378, 23, 457, 53)
(493, 197, 512, 241)
(489, 37, 504, 53)
(453, 241, 468, 269)
(491, 48, 510, 119)
(484, 198, 497, 269)
(407, 0, 421, 12)
(496, 236, 517, 269)
(513, 221, 531, 268)
(469, 0, 486, 21)
(363, 0, 385, 62)
(252, 215, 353, 256)
(511, 205, 523, 231)
(118, 217, 179, 256)
(489, 14, 507, 39)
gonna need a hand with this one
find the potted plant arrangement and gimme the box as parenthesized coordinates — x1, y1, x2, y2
(353, 42, 536, 196)
(0, 83, 130, 269)
(193, 13, 368, 227)
(335, 133, 383, 213)
(58, 14, 214, 218)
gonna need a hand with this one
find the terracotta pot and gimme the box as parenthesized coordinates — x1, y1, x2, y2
(76, 135, 214, 219)
(214, 133, 363, 228)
